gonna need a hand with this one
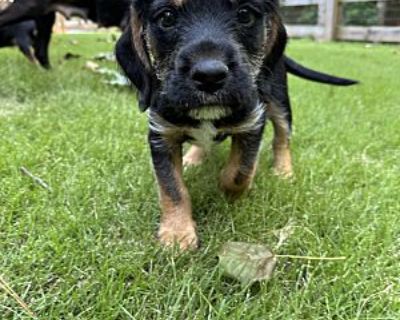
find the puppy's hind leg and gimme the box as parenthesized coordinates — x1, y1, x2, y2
(33, 12, 55, 69)
(16, 36, 36, 64)
(268, 102, 293, 178)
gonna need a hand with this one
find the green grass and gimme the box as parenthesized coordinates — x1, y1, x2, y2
(1, 34, 399, 319)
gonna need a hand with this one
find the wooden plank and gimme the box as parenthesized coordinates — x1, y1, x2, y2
(323, 0, 340, 40)
(280, 0, 388, 7)
(340, 0, 390, 3)
(337, 26, 400, 42)
(281, 0, 391, 5)
(377, 1, 387, 26)
(280, 0, 319, 6)
(285, 25, 325, 38)
(318, 0, 326, 26)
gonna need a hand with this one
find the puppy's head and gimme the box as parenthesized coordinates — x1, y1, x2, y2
(117, 0, 286, 123)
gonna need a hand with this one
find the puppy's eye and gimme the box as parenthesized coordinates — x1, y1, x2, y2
(157, 10, 177, 29)
(237, 8, 256, 27)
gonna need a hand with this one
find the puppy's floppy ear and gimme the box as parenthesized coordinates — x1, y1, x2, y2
(116, 8, 153, 112)
(261, 3, 288, 71)
(257, 2, 288, 99)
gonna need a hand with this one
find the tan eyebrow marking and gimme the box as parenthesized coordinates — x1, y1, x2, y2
(171, 0, 187, 6)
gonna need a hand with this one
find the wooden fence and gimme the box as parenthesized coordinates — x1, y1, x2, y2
(2, 0, 400, 42)
(281, 0, 400, 42)
(54, 14, 98, 34)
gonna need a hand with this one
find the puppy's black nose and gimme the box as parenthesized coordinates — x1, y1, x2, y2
(191, 59, 228, 93)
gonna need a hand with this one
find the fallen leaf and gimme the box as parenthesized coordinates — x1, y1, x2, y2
(219, 242, 277, 286)
(85, 62, 129, 87)
(104, 74, 130, 87)
(96, 68, 129, 87)
(273, 219, 296, 249)
(93, 52, 115, 62)
(85, 60, 100, 71)
(64, 52, 81, 60)
(219, 241, 346, 287)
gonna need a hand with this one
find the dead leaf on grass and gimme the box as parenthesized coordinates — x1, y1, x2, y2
(85, 60, 100, 71)
(64, 52, 81, 60)
(273, 219, 297, 249)
(219, 242, 277, 286)
(84, 61, 129, 87)
(93, 52, 115, 62)
(219, 241, 347, 287)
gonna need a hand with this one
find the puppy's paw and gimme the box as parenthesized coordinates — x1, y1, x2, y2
(273, 164, 293, 179)
(220, 184, 248, 200)
(183, 145, 205, 167)
(158, 222, 199, 251)
(219, 176, 249, 201)
(273, 148, 293, 178)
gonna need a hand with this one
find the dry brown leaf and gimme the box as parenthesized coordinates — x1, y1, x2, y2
(85, 60, 100, 71)
(219, 241, 346, 287)
(219, 242, 277, 286)
(273, 219, 296, 249)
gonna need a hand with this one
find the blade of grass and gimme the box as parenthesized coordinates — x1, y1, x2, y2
(0, 275, 37, 319)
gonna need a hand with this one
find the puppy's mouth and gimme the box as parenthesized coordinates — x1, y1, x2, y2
(188, 105, 233, 120)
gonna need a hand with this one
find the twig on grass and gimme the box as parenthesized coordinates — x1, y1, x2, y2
(20, 166, 52, 192)
(276, 255, 347, 261)
(0, 275, 37, 319)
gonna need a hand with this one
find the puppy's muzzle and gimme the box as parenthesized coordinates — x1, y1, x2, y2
(176, 39, 237, 94)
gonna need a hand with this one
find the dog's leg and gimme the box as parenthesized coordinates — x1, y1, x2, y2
(0, 1, 47, 27)
(16, 36, 36, 63)
(33, 12, 55, 69)
(268, 103, 293, 177)
(149, 132, 198, 250)
(183, 145, 206, 167)
(220, 129, 264, 199)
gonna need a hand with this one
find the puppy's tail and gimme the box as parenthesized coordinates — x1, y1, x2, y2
(284, 56, 358, 86)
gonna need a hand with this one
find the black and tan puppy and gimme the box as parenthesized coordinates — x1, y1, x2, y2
(0, 0, 131, 68)
(0, 20, 36, 63)
(116, 0, 357, 250)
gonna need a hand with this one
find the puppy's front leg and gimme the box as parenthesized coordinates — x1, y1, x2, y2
(220, 129, 264, 199)
(149, 131, 198, 250)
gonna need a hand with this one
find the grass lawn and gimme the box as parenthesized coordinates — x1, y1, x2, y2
(0, 34, 399, 319)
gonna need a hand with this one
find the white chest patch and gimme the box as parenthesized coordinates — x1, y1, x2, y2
(188, 106, 232, 121)
(188, 122, 217, 151)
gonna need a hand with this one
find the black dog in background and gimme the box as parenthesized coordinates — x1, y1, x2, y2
(116, 0, 358, 250)
(0, 0, 131, 68)
(0, 20, 36, 63)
